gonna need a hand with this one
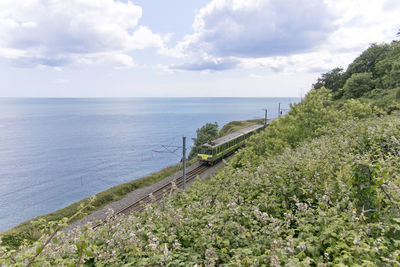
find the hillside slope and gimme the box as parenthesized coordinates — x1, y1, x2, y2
(2, 42, 400, 266)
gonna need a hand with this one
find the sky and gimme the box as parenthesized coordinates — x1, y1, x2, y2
(0, 0, 399, 97)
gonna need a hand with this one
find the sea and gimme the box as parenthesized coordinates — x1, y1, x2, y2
(0, 97, 298, 232)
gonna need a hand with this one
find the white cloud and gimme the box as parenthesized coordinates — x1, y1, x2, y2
(165, 0, 399, 72)
(171, 57, 239, 71)
(239, 50, 357, 73)
(164, 0, 335, 71)
(0, 0, 164, 67)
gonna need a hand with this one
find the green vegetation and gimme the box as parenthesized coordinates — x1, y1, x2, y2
(343, 72, 374, 99)
(0, 160, 196, 250)
(218, 118, 264, 136)
(189, 122, 219, 159)
(1, 41, 400, 266)
(312, 67, 347, 94)
(315, 41, 400, 108)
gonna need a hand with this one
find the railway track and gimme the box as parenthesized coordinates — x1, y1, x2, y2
(93, 164, 209, 229)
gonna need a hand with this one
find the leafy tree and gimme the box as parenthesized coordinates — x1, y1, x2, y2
(343, 72, 374, 99)
(188, 122, 218, 159)
(346, 43, 391, 78)
(312, 41, 400, 102)
(313, 67, 347, 93)
(375, 41, 400, 89)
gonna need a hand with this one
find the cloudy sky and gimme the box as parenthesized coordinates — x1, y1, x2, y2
(0, 0, 398, 97)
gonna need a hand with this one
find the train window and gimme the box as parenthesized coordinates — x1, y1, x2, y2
(200, 148, 212, 155)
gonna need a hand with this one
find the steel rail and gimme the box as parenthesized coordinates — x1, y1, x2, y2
(93, 164, 209, 229)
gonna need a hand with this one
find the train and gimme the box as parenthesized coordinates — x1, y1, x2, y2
(197, 124, 266, 164)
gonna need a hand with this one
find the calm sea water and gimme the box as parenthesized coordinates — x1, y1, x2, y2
(0, 97, 297, 231)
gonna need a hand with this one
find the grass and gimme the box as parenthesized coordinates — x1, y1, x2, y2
(359, 87, 400, 111)
(218, 118, 265, 136)
(1, 158, 197, 249)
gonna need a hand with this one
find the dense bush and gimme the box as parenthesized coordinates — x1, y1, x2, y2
(231, 88, 373, 168)
(343, 72, 375, 99)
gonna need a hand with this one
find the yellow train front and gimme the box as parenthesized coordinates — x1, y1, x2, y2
(197, 124, 266, 165)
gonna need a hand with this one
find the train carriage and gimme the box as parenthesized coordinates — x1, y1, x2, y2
(197, 124, 266, 164)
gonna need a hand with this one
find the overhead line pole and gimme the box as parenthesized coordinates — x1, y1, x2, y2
(278, 103, 281, 117)
(262, 108, 268, 125)
(182, 136, 186, 190)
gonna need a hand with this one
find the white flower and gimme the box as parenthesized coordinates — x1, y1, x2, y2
(297, 241, 306, 251)
(353, 236, 361, 245)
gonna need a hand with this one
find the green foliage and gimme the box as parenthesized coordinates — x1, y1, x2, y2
(313, 41, 400, 108)
(218, 119, 264, 136)
(189, 122, 218, 159)
(346, 43, 391, 78)
(343, 72, 375, 99)
(396, 87, 400, 99)
(231, 88, 373, 168)
(375, 41, 400, 89)
(350, 163, 382, 214)
(313, 67, 347, 95)
(357, 87, 400, 115)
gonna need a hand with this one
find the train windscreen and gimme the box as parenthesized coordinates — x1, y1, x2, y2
(199, 148, 212, 155)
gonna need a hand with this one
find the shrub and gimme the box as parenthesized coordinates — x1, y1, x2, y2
(343, 72, 375, 99)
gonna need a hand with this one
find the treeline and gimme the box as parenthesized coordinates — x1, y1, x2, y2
(313, 41, 400, 111)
